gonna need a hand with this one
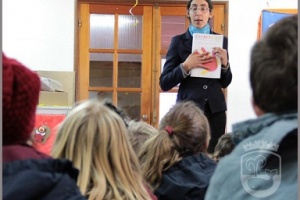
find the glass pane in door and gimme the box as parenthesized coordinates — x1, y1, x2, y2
(159, 92, 177, 122)
(161, 16, 186, 50)
(89, 91, 113, 100)
(89, 53, 113, 87)
(90, 14, 114, 49)
(118, 15, 142, 49)
(160, 16, 187, 122)
(118, 54, 141, 88)
(118, 92, 141, 121)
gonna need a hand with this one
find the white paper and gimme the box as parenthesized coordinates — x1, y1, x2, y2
(40, 77, 64, 92)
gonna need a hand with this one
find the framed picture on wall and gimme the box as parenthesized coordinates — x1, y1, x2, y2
(257, 9, 297, 39)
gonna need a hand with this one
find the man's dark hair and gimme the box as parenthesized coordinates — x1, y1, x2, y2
(250, 15, 297, 114)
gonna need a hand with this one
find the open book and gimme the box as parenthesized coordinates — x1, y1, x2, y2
(191, 33, 224, 79)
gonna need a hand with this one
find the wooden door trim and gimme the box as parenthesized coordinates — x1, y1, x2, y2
(141, 6, 153, 124)
(78, 3, 90, 101)
(90, 4, 144, 14)
(151, 5, 161, 127)
(90, 49, 143, 54)
(88, 87, 143, 92)
(79, 0, 228, 6)
(79, 0, 193, 5)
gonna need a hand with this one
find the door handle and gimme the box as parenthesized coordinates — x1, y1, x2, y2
(142, 114, 148, 121)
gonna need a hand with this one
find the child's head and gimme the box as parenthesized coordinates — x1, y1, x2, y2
(2, 53, 41, 145)
(212, 133, 235, 162)
(158, 101, 210, 154)
(52, 99, 151, 200)
(139, 101, 210, 188)
(250, 15, 297, 115)
(102, 98, 130, 127)
(127, 120, 158, 155)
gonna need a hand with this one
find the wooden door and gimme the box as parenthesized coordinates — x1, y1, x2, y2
(77, 2, 227, 126)
(78, 3, 152, 123)
(211, 4, 227, 35)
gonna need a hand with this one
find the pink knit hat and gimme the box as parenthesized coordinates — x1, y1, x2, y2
(3, 53, 41, 145)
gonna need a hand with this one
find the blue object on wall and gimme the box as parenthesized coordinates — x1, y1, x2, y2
(261, 10, 294, 37)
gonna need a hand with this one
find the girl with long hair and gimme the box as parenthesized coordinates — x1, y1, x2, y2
(139, 101, 216, 200)
(52, 98, 156, 200)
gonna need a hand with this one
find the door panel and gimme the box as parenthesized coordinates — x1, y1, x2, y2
(161, 16, 187, 51)
(78, 4, 152, 122)
(90, 14, 115, 49)
(211, 4, 225, 35)
(152, 6, 189, 127)
(89, 55, 113, 87)
(78, 2, 227, 126)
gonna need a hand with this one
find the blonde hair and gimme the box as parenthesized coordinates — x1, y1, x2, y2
(139, 101, 210, 189)
(52, 99, 152, 200)
(127, 120, 158, 155)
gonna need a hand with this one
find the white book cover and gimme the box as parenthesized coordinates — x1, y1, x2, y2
(191, 33, 224, 79)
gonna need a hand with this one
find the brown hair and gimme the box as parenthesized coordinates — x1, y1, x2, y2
(250, 15, 297, 113)
(139, 101, 210, 189)
(212, 133, 235, 162)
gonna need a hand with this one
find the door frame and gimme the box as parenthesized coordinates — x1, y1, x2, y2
(76, 0, 228, 126)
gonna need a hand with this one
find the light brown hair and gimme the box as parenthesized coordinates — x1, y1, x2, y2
(139, 101, 210, 189)
(127, 120, 158, 155)
(52, 99, 152, 200)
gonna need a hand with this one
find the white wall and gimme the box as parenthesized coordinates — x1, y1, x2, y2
(227, 0, 298, 131)
(3, 0, 76, 71)
(2, 0, 297, 129)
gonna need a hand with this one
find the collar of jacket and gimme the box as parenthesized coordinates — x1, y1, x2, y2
(231, 112, 297, 145)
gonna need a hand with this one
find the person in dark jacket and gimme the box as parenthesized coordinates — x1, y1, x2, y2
(2, 53, 85, 200)
(139, 101, 216, 200)
(159, 0, 232, 154)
